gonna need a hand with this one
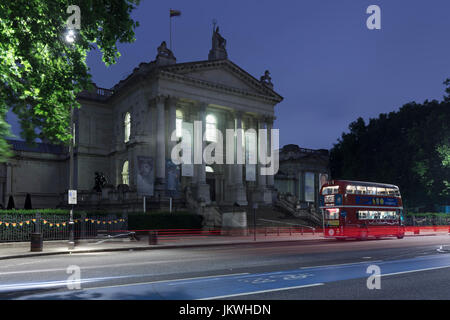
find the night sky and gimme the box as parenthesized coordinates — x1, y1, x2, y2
(7, 0, 450, 150)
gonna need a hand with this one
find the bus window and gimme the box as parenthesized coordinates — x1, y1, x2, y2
(379, 211, 397, 220)
(377, 187, 387, 195)
(358, 210, 368, 220)
(346, 185, 356, 194)
(322, 186, 339, 195)
(367, 187, 377, 195)
(325, 208, 339, 219)
(356, 186, 367, 194)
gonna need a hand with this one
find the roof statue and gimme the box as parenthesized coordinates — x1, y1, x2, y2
(156, 41, 176, 66)
(260, 70, 274, 89)
(208, 25, 228, 61)
(212, 27, 227, 50)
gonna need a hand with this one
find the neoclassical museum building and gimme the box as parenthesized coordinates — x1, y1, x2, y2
(0, 27, 285, 212)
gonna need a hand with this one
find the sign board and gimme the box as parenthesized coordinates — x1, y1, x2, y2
(136, 156, 154, 196)
(68, 189, 77, 205)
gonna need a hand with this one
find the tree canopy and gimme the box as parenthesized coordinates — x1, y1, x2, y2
(0, 0, 140, 161)
(330, 80, 450, 211)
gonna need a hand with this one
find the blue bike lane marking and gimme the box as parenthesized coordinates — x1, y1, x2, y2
(111, 253, 450, 299)
(20, 253, 450, 299)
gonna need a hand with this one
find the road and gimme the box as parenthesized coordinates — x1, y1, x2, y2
(1, 235, 450, 300)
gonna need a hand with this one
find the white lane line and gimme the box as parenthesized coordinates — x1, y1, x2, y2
(84, 272, 250, 291)
(0, 272, 251, 293)
(300, 260, 382, 269)
(381, 265, 450, 277)
(199, 283, 325, 300)
(0, 257, 215, 276)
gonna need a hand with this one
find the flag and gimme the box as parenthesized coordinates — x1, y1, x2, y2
(170, 9, 181, 17)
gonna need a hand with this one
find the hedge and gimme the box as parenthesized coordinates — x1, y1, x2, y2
(0, 209, 203, 230)
(127, 212, 203, 230)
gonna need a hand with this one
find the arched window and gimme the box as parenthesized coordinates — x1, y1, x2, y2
(176, 109, 183, 138)
(124, 112, 131, 143)
(122, 160, 129, 185)
(205, 114, 217, 142)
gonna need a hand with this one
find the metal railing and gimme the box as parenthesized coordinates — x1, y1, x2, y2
(0, 214, 127, 242)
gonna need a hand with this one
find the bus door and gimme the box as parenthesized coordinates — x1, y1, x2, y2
(324, 208, 340, 237)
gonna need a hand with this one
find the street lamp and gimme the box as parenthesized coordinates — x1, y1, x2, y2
(65, 29, 76, 43)
(64, 28, 76, 250)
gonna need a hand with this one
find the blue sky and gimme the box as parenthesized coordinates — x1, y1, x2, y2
(7, 0, 450, 149)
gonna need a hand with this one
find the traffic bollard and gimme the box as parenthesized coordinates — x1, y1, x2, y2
(30, 233, 43, 252)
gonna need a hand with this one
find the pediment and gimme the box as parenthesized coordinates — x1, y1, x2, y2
(159, 60, 282, 101)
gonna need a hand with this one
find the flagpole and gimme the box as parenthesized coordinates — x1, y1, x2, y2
(169, 9, 172, 50)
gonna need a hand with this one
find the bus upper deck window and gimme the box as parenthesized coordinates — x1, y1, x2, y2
(356, 186, 367, 194)
(377, 187, 387, 195)
(323, 186, 339, 195)
(367, 187, 377, 195)
(346, 185, 356, 194)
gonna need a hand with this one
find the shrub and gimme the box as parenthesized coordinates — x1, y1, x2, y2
(127, 212, 203, 230)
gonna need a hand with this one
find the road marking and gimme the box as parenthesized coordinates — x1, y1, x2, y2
(199, 283, 325, 300)
(0, 272, 251, 293)
(300, 260, 382, 269)
(381, 265, 450, 277)
(84, 272, 250, 291)
(0, 257, 216, 276)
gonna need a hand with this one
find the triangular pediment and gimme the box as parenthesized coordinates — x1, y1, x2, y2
(159, 60, 282, 101)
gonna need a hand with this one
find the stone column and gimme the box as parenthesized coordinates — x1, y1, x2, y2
(235, 112, 244, 185)
(232, 111, 247, 206)
(224, 112, 234, 204)
(194, 103, 210, 204)
(300, 171, 305, 202)
(155, 95, 166, 192)
(198, 104, 207, 185)
(266, 116, 275, 188)
(255, 116, 273, 204)
(167, 96, 177, 159)
(257, 117, 267, 188)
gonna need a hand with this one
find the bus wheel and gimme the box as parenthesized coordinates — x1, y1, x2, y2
(397, 234, 404, 239)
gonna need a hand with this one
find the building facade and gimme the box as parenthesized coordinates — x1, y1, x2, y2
(1, 27, 283, 211)
(275, 144, 330, 210)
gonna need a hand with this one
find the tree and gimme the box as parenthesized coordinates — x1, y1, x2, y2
(0, 0, 140, 160)
(330, 82, 450, 211)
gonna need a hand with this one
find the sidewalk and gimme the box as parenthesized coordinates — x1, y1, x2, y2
(0, 229, 447, 260)
(0, 233, 322, 260)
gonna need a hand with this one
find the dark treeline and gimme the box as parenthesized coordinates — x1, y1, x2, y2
(330, 81, 450, 211)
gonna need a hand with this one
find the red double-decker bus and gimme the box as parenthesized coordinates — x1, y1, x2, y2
(319, 180, 405, 240)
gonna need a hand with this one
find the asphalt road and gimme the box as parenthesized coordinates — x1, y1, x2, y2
(1, 235, 450, 300)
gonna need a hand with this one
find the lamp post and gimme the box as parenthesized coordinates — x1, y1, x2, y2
(252, 203, 258, 241)
(65, 28, 76, 250)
